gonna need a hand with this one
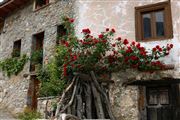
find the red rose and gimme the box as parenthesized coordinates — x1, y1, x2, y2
(94, 39, 99, 44)
(123, 39, 129, 45)
(73, 55, 77, 61)
(69, 18, 74, 23)
(102, 40, 107, 43)
(65, 41, 69, 47)
(82, 28, 91, 34)
(136, 43, 140, 49)
(117, 37, 121, 41)
(131, 41, 135, 46)
(79, 40, 83, 43)
(167, 46, 171, 51)
(113, 50, 118, 54)
(140, 51, 146, 56)
(98, 34, 104, 39)
(153, 48, 156, 52)
(106, 28, 109, 32)
(131, 56, 138, 61)
(140, 47, 145, 51)
(112, 44, 116, 47)
(158, 47, 162, 51)
(111, 28, 115, 33)
(170, 44, 173, 48)
(156, 45, 160, 49)
(124, 57, 129, 62)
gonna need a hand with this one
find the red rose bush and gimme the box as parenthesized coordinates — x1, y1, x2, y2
(56, 17, 173, 77)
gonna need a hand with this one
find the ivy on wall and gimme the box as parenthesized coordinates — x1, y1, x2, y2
(0, 54, 28, 77)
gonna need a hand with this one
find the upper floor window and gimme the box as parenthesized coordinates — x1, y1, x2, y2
(0, 19, 4, 34)
(56, 25, 67, 45)
(35, 0, 49, 10)
(135, 1, 173, 42)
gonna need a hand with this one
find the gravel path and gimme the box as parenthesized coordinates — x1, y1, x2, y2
(0, 109, 15, 120)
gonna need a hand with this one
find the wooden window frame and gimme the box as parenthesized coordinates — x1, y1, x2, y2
(135, 1, 173, 42)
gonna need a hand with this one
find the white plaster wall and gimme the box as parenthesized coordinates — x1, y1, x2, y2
(75, 0, 180, 70)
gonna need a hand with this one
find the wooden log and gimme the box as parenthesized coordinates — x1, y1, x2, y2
(60, 77, 79, 113)
(77, 95, 83, 118)
(91, 82, 105, 119)
(71, 82, 81, 116)
(55, 76, 77, 117)
(84, 82, 92, 119)
(90, 71, 115, 120)
(67, 107, 71, 114)
(74, 72, 114, 83)
(58, 113, 81, 120)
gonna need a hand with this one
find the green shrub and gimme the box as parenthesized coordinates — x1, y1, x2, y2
(37, 60, 66, 97)
(18, 108, 42, 120)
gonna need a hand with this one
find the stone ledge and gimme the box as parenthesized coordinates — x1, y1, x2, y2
(112, 69, 180, 85)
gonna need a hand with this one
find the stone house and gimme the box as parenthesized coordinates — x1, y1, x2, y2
(0, 0, 179, 120)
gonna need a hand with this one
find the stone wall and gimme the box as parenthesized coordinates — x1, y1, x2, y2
(37, 96, 58, 118)
(0, 0, 75, 116)
(74, 0, 180, 70)
(0, 0, 179, 119)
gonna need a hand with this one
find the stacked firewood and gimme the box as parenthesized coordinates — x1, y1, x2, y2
(54, 71, 115, 120)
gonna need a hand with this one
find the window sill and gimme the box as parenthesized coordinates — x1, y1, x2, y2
(137, 36, 173, 42)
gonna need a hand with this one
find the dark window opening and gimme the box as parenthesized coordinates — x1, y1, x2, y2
(135, 1, 173, 41)
(35, 0, 49, 9)
(0, 20, 4, 33)
(30, 32, 44, 72)
(56, 25, 67, 45)
(12, 40, 21, 57)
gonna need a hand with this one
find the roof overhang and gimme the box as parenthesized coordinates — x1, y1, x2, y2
(0, 0, 29, 19)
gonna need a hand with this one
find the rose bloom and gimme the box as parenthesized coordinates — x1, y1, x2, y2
(111, 28, 115, 33)
(106, 28, 109, 32)
(170, 44, 173, 48)
(69, 18, 74, 23)
(123, 39, 129, 45)
(98, 34, 104, 39)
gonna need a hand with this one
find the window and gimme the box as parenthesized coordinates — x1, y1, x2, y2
(30, 32, 44, 72)
(12, 40, 21, 57)
(0, 19, 4, 33)
(135, 1, 173, 41)
(35, 0, 49, 9)
(56, 25, 67, 44)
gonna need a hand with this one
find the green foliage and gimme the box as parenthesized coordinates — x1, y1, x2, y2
(18, 108, 42, 120)
(0, 54, 28, 77)
(30, 50, 43, 65)
(37, 59, 66, 97)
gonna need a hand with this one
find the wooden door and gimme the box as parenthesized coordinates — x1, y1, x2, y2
(146, 86, 176, 120)
(27, 76, 40, 110)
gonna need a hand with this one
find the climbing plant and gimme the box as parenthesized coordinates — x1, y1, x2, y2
(0, 54, 28, 77)
(37, 16, 173, 97)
